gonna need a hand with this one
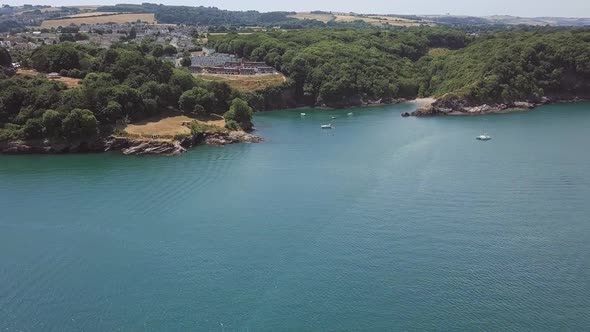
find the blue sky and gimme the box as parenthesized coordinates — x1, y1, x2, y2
(2, 0, 589, 17)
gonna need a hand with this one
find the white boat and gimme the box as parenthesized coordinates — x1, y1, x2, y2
(321, 124, 333, 129)
(331, 116, 337, 119)
(347, 112, 353, 116)
(476, 133, 492, 141)
(300, 113, 306, 116)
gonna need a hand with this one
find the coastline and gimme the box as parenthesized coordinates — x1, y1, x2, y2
(408, 96, 589, 117)
(2, 96, 586, 156)
(0, 130, 262, 156)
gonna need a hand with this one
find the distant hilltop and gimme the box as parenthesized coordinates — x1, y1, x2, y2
(424, 14, 590, 26)
(1, 4, 588, 30)
(291, 12, 590, 27)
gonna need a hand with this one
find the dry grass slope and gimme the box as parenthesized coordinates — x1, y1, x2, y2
(197, 73, 286, 92)
(17, 69, 81, 89)
(123, 111, 225, 139)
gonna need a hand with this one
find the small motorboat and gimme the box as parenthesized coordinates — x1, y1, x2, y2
(331, 116, 337, 119)
(321, 124, 333, 129)
(300, 113, 306, 116)
(347, 112, 353, 116)
(476, 134, 492, 141)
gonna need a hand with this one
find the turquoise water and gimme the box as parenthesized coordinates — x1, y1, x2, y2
(1, 102, 590, 331)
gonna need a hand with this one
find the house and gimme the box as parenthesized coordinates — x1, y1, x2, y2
(256, 66, 276, 74)
(239, 68, 256, 75)
(205, 67, 239, 75)
(189, 66, 203, 73)
(243, 61, 267, 68)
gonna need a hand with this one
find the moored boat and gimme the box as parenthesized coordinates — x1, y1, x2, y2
(476, 134, 492, 141)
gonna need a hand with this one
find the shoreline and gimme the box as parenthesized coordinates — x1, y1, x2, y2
(2, 97, 587, 156)
(409, 96, 589, 117)
(0, 130, 262, 156)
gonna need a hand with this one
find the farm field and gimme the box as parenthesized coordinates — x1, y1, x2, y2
(63, 12, 122, 18)
(40, 13, 156, 28)
(290, 12, 428, 26)
(288, 12, 335, 23)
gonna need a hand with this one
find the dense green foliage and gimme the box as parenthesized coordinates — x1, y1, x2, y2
(418, 29, 590, 104)
(97, 4, 358, 29)
(210, 27, 590, 106)
(98, 4, 308, 28)
(0, 20, 25, 33)
(2, 25, 589, 144)
(0, 43, 248, 142)
(224, 98, 254, 131)
(210, 28, 469, 105)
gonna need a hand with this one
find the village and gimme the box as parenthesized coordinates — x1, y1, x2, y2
(0, 4, 278, 78)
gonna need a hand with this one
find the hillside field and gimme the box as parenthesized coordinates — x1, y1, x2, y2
(40, 13, 156, 28)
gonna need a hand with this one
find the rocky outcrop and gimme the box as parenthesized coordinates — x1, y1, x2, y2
(103, 136, 186, 156)
(104, 130, 262, 155)
(200, 131, 263, 146)
(2, 130, 263, 156)
(409, 95, 586, 117)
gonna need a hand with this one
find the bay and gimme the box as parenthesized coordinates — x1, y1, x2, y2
(1, 102, 589, 331)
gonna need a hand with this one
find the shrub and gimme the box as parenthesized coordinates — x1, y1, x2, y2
(224, 119, 239, 131)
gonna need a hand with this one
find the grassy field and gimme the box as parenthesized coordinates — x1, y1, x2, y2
(428, 48, 452, 57)
(40, 13, 156, 28)
(63, 12, 122, 18)
(290, 12, 427, 26)
(288, 12, 335, 23)
(123, 111, 225, 138)
(197, 73, 286, 92)
(17, 69, 81, 89)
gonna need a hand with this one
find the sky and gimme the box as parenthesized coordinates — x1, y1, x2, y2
(2, 0, 589, 18)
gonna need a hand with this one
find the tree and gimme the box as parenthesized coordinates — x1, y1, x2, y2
(180, 56, 192, 67)
(224, 98, 253, 131)
(128, 27, 137, 40)
(61, 108, 98, 140)
(179, 87, 216, 113)
(0, 47, 12, 67)
(23, 118, 43, 139)
(179, 89, 198, 112)
(151, 44, 164, 57)
(59, 33, 75, 42)
(163, 44, 177, 56)
(42, 109, 63, 138)
(99, 101, 122, 123)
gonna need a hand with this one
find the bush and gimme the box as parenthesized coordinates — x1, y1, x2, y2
(224, 119, 239, 131)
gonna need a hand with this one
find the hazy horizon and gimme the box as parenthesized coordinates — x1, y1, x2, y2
(1, 0, 589, 18)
